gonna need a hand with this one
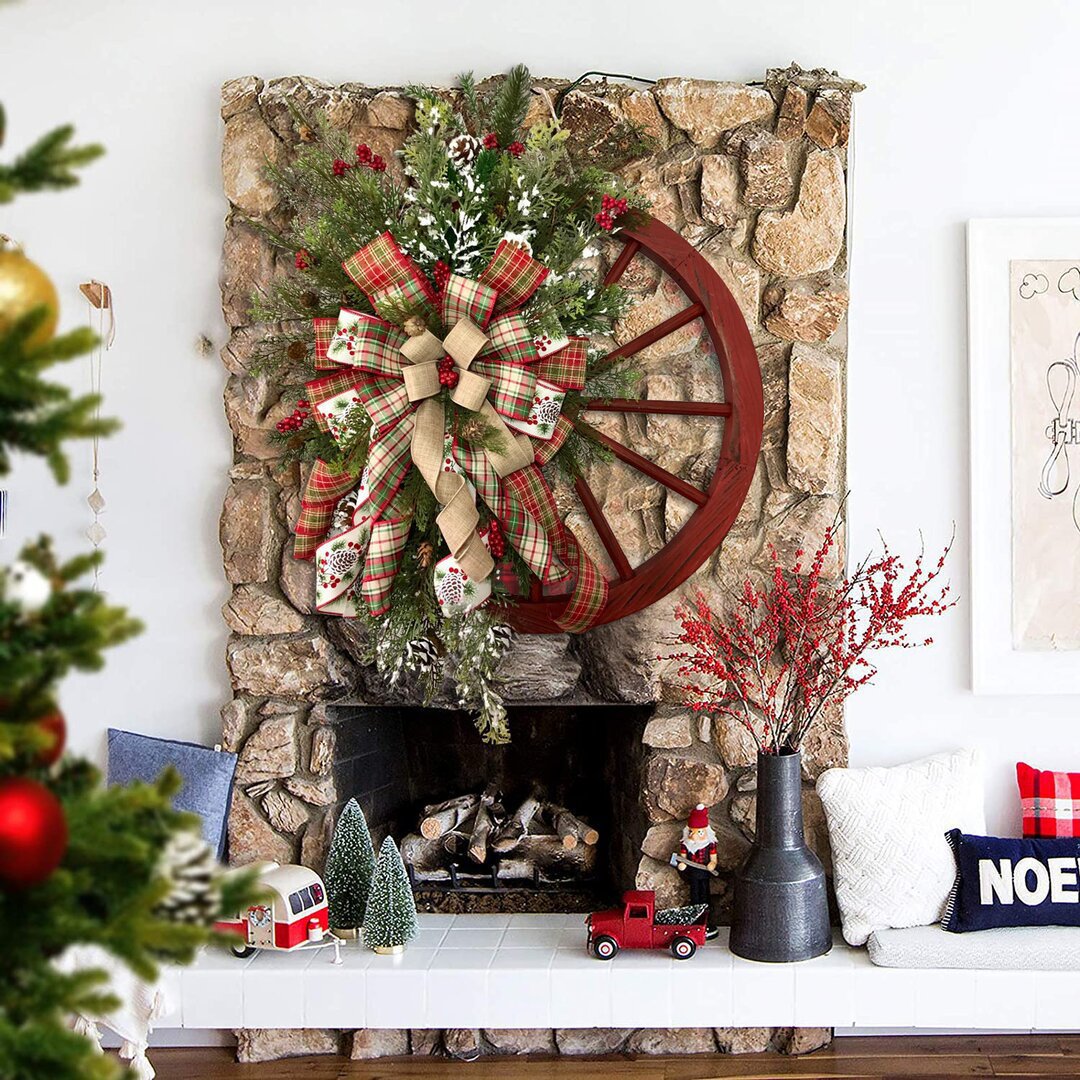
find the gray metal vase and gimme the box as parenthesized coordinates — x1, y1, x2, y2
(729, 748, 831, 962)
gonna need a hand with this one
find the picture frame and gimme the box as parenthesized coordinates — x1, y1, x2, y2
(969, 217, 1080, 693)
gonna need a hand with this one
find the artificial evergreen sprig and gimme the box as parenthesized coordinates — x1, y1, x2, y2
(0, 106, 104, 204)
(0, 307, 120, 482)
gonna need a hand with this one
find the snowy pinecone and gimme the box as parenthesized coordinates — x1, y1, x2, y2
(404, 637, 439, 675)
(488, 621, 513, 657)
(330, 489, 361, 534)
(448, 133, 481, 167)
(154, 830, 220, 926)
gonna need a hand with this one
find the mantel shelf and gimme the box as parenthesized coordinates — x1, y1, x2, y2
(154, 914, 1079, 1032)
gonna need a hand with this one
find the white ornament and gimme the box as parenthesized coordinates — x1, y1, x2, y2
(6, 560, 52, 612)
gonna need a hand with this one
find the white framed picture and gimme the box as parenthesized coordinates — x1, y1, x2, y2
(970, 218, 1080, 693)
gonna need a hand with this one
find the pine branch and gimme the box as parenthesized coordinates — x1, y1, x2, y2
(489, 64, 532, 146)
(0, 107, 104, 204)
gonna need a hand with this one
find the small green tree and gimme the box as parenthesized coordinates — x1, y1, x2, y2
(362, 835, 417, 953)
(324, 798, 376, 931)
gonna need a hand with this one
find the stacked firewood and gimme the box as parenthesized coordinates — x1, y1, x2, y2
(401, 784, 600, 883)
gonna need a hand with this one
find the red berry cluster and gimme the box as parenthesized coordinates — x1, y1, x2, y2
(485, 519, 506, 558)
(433, 260, 451, 293)
(294, 249, 311, 270)
(437, 356, 459, 389)
(334, 146, 386, 177)
(507, 141, 525, 158)
(276, 399, 310, 434)
(595, 193, 629, 231)
(482, 132, 499, 150)
(355, 143, 387, 171)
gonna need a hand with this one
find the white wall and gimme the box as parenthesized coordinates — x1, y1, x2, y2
(4, 0, 1077, 834)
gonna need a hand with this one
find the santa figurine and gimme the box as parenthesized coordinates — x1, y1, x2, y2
(672, 803, 718, 909)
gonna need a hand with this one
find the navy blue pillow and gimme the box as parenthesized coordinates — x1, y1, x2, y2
(107, 729, 238, 859)
(942, 829, 1080, 933)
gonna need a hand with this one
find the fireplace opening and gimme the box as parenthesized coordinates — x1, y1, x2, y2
(329, 703, 653, 913)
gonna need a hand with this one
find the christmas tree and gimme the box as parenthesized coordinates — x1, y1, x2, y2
(324, 797, 377, 932)
(0, 108, 253, 1080)
(362, 836, 418, 954)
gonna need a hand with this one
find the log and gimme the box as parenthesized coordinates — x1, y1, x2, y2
(420, 793, 479, 839)
(496, 835, 598, 880)
(468, 801, 495, 865)
(547, 806, 599, 849)
(401, 832, 452, 872)
(490, 794, 541, 853)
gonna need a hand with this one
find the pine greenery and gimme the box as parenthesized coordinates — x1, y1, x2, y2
(362, 836, 417, 952)
(252, 67, 651, 742)
(0, 106, 256, 1080)
(324, 798, 377, 930)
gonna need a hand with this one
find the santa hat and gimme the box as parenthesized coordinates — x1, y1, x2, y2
(688, 803, 709, 829)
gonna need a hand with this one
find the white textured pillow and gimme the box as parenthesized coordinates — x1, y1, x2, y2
(817, 749, 985, 946)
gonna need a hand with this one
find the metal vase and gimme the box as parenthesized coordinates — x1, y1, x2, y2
(729, 748, 831, 962)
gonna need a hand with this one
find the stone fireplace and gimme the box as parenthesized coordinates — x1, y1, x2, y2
(217, 62, 857, 1058)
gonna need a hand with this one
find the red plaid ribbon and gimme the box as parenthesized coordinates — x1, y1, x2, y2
(503, 465, 608, 632)
(313, 317, 339, 371)
(294, 460, 358, 560)
(362, 514, 412, 616)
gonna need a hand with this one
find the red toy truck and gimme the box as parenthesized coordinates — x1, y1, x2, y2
(587, 889, 708, 960)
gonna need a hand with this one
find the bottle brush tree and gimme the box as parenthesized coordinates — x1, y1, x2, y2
(324, 797, 376, 931)
(362, 835, 418, 954)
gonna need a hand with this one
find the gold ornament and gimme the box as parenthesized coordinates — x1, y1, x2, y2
(0, 241, 59, 349)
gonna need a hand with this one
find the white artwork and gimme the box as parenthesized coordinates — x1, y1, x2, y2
(1010, 260, 1080, 649)
(970, 219, 1080, 693)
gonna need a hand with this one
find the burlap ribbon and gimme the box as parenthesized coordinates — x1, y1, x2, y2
(401, 318, 535, 583)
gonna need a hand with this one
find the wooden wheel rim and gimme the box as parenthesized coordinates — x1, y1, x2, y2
(505, 214, 764, 635)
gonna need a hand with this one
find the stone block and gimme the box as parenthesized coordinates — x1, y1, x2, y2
(349, 1028, 409, 1059)
(221, 76, 263, 120)
(699, 154, 741, 227)
(655, 79, 775, 147)
(223, 584, 305, 636)
(738, 129, 793, 209)
(235, 1028, 340, 1062)
(220, 222, 276, 329)
(555, 1028, 632, 1055)
(644, 751, 728, 822)
(227, 633, 353, 699)
(625, 1028, 717, 1054)
(764, 277, 849, 344)
(786, 344, 843, 495)
(715, 1026, 773, 1054)
(228, 791, 294, 867)
(752, 151, 846, 276)
(220, 480, 276, 584)
(805, 89, 851, 149)
(775, 84, 809, 139)
(235, 713, 298, 783)
(635, 854, 685, 908)
(713, 714, 758, 768)
(222, 110, 282, 215)
(642, 709, 693, 749)
(261, 787, 309, 835)
(499, 634, 581, 700)
(776, 1026, 833, 1054)
(483, 1029, 557, 1054)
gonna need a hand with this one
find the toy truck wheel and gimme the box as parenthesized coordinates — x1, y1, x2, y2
(593, 934, 619, 960)
(231, 944, 256, 959)
(671, 935, 697, 960)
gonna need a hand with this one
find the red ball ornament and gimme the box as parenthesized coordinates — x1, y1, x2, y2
(33, 710, 66, 767)
(0, 777, 67, 889)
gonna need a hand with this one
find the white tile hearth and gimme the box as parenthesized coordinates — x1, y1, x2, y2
(159, 913, 1074, 1032)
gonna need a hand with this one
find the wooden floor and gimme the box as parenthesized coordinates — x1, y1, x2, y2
(151, 1036, 1080, 1078)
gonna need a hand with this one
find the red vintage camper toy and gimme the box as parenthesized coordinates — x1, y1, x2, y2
(587, 889, 708, 960)
(216, 862, 337, 958)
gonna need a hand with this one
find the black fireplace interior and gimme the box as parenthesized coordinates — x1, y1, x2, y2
(330, 704, 652, 911)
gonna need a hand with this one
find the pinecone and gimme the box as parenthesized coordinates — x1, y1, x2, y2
(489, 621, 513, 657)
(404, 637, 439, 674)
(287, 340, 307, 362)
(416, 540, 435, 568)
(154, 830, 220, 926)
(448, 133, 481, 167)
(403, 315, 428, 338)
(460, 417, 485, 442)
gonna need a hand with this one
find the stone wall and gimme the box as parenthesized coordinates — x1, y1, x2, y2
(218, 64, 858, 1058)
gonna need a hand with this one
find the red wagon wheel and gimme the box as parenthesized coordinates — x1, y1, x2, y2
(505, 214, 764, 635)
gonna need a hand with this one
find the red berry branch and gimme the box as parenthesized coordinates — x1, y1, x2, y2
(666, 521, 956, 755)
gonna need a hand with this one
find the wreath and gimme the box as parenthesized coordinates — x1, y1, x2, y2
(254, 66, 653, 741)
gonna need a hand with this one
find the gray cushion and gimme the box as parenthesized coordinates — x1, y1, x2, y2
(868, 923, 1080, 969)
(107, 729, 237, 858)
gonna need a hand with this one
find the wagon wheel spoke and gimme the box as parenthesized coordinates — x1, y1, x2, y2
(582, 399, 732, 417)
(574, 475, 634, 582)
(602, 303, 704, 365)
(603, 238, 641, 287)
(573, 420, 708, 508)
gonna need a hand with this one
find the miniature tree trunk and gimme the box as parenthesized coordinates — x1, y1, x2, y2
(324, 798, 377, 932)
(363, 835, 418, 954)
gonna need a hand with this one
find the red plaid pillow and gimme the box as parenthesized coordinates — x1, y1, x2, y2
(1016, 762, 1080, 837)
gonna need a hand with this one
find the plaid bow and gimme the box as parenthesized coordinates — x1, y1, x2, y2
(294, 232, 605, 628)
